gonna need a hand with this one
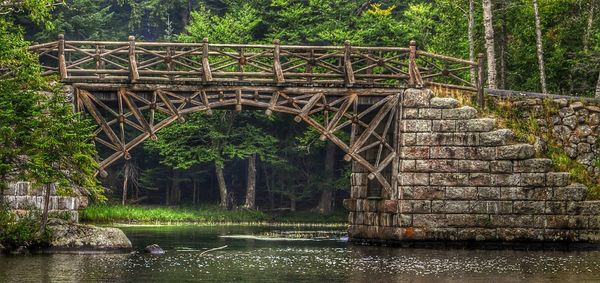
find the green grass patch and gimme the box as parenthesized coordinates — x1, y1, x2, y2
(80, 204, 348, 225)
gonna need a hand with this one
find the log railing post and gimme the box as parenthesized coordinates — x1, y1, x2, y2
(476, 53, 486, 107)
(58, 34, 68, 80)
(128, 35, 139, 82)
(408, 40, 423, 88)
(273, 40, 285, 84)
(343, 40, 355, 87)
(202, 38, 213, 82)
(95, 44, 105, 79)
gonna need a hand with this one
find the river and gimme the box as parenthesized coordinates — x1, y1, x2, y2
(1, 225, 600, 282)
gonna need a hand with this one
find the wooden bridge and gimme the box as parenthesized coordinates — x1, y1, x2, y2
(27, 35, 486, 193)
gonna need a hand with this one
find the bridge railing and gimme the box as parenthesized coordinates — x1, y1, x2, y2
(28, 35, 486, 103)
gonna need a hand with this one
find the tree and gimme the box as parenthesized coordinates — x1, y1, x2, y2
(482, 0, 498, 88)
(27, 90, 101, 232)
(532, 0, 547, 93)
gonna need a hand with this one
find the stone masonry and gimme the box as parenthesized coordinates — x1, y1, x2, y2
(488, 94, 600, 179)
(344, 88, 600, 247)
(2, 182, 87, 222)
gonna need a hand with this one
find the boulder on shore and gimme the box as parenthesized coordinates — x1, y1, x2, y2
(144, 244, 165, 254)
(46, 219, 132, 253)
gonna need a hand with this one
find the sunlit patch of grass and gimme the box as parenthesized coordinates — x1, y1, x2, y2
(80, 205, 348, 225)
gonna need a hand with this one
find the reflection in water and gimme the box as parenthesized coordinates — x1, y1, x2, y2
(0, 225, 599, 282)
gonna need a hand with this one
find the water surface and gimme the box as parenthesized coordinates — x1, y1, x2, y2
(1, 225, 600, 282)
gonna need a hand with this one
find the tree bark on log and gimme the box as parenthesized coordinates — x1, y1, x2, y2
(482, 0, 498, 89)
(596, 70, 600, 98)
(533, 0, 548, 94)
(215, 162, 228, 209)
(244, 154, 257, 209)
(122, 164, 129, 205)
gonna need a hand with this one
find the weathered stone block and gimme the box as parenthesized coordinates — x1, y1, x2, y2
(554, 183, 587, 201)
(457, 118, 496, 132)
(446, 187, 478, 200)
(401, 186, 445, 200)
(418, 108, 441, 119)
(480, 129, 513, 146)
(478, 187, 501, 200)
(415, 159, 458, 172)
(401, 146, 429, 159)
(413, 214, 447, 228)
(452, 133, 479, 146)
(490, 215, 533, 228)
(493, 174, 522, 187)
(405, 200, 431, 213)
(415, 133, 438, 146)
(458, 160, 490, 172)
(430, 146, 466, 159)
(442, 106, 478, 120)
(485, 201, 513, 214)
(398, 173, 429, 186)
(490, 161, 513, 173)
(430, 173, 469, 186)
(513, 159, 553, 173)
(402, 120, 432, 132)
(512, 201, 545, 214)
(432, 200, 486, 214)
(351, 173, 368, 186)
(446, 214, 491, 228)
(393, 214, 413, 227)
(497, 228, 544, 241)
(432, 120, 456, 132)
(544, 201, 566, 214)
(496, 144, 535, 160)
(546, 172, 570, 187)
(400, 160, 416, 171)
(402, 133, 417, 145)
(403, 89, 432, 107)
(457, 228, 497, 241)
(430, 97, 459, 109)
(468, 173, 493, 186)
(520, 173, 546, 186)
(403, 108, 418, 119)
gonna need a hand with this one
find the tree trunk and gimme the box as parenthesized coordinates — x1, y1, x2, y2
(468, 0, 476, 85)
(122, 166, 129, 205)
(584, 0, 596, 52)
(499, 1, 508, 89)
(192, 177, 197, 205)
(596, 70, 600, 98)
(215, 162, 228, 208)
(290, 198, 296, 212)
(39, 184, 51, 234)
(244, 154, 257, 209)
(533, 0, 548, 93)
(316, 142, 336, 214)
(165, 184, 170, 206)
(482, 0, 497, 88)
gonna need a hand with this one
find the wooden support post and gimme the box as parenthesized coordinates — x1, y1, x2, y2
(273, 40, 285, 84)
(343, 41, 355, 86)
(408, 40, 423, 88)
(319, 92, 356, 141)
(79, 90, 125, 155)
(121, 90, 156, 140)
(294, 93, 323, 122)
(128, 35, 139, 82)
(265, 91, 280, 116)
(202, 38, 213, 82)
(201, 91, 212, 115)
(157, 90, 184, 122)
(166, 46, 174, 81)
(235, 89, 242, 112)
(95, 45, 105, 79)
(476, 53, 486, 108)
(58, 34, 68, 80)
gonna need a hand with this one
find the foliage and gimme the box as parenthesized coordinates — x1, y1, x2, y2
(0, 202, 51, 248)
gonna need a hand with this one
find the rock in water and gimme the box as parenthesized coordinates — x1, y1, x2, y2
(10, 246, 29, 255)
(0, 244, 5, 255)
(144, 244, 165, 254)
(47, 219, 132, 253)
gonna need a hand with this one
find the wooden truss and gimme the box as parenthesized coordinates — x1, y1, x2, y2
(76, 86, 402, 193)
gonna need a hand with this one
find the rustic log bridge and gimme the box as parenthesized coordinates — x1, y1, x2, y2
(27, 35, 486, 192)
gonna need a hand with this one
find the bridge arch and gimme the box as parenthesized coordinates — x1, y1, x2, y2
(74, 85, 403, 193)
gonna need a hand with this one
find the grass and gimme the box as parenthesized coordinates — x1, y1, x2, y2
(80, 204, 348, 226)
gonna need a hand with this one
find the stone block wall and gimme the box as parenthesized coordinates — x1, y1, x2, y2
(2, 182, 86, 222)
(489, 94, 600, 178)
(345, 89, 600, 246)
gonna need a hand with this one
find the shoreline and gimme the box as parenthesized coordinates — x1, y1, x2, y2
(88, 221, 348, 228)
